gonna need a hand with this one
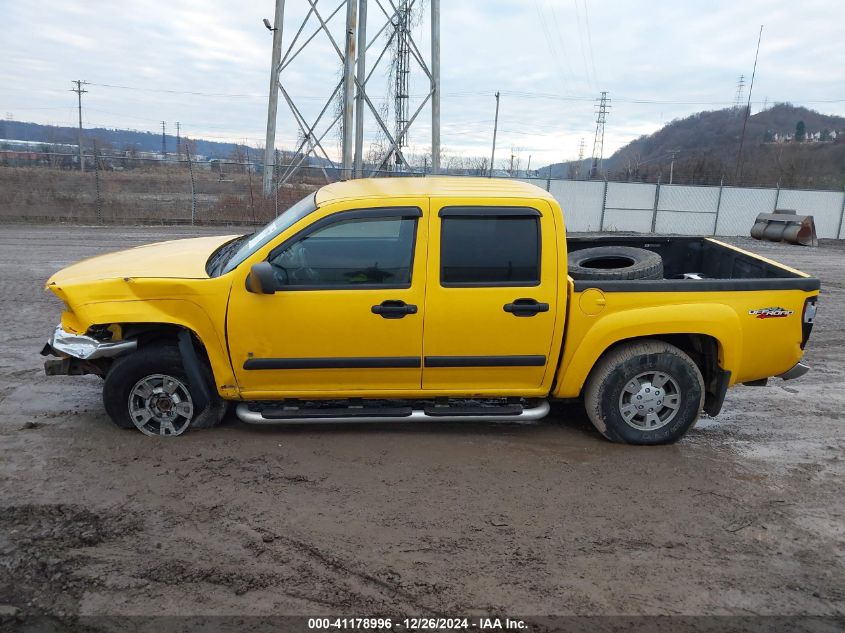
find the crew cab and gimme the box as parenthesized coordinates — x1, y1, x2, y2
(41, 178, 820, 443)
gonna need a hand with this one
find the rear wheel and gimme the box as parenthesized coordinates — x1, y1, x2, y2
(583, 339, 704, 444)
(103, 345, 225, 436)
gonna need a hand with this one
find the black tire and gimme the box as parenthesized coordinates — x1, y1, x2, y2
(583, 339, 704, 445)
(103, 344, 226, 435)
(568, 246, 663, 281)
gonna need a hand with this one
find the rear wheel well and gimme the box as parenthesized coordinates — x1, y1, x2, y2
(590, 334, 724, 411)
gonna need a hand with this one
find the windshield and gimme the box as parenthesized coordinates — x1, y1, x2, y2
(215, 193, 318, 276)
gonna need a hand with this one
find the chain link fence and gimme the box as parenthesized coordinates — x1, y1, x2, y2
(1, 155, 844, 238)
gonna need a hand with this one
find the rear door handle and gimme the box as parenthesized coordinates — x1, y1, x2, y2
(504, 298, 549, 317)
(372, 300, 418, 319)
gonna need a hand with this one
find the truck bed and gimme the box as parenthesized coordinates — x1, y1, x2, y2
(566, 236, 820, 292)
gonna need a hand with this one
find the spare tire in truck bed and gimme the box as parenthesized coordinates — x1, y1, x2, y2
(568, 246, 663, 281)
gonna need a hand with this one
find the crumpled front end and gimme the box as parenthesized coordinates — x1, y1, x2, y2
(41, 325, 137, 377)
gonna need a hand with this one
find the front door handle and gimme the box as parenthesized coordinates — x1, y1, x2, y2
(504, 298, 549, 317)
(372, 300, 418, 319)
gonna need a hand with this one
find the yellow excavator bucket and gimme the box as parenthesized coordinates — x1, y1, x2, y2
(751, 209, 818, 247)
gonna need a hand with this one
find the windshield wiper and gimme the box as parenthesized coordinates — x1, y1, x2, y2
(207, 235, 249, 277)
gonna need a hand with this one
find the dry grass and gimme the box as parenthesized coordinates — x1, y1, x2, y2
(0, 165, 317, 225)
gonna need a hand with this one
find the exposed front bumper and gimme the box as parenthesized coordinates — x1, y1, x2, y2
(777, 361, 810, 381)
(41, 325, 137, 361)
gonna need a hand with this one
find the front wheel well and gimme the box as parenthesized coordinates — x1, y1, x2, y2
(116, 323, 206, 356)
(92, 322, 214, 377)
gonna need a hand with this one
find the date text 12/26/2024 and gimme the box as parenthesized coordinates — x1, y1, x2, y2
(307, 617, 528, 630)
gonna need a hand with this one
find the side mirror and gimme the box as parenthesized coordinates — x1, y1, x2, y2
(246, 262, 276, 294)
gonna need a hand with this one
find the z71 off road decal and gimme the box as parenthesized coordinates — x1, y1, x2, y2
(749, 307, 794, 319)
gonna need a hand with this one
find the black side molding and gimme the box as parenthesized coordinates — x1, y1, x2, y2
(244, 357, 422, 370)
(260, 406, 414, 419)
(424, 355, 546, 368)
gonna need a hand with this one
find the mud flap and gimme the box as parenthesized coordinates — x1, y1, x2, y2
(703, 369, 731, 417)
(177, 330, 211, 412)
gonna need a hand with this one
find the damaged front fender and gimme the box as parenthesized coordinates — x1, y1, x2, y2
(42, 325, 137, 360)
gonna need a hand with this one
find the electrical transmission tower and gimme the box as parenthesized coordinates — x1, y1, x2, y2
(733, 75, 745, 110)
(262, 0, 441, 193)
(392, 0, 411, 170)
(161, 121, 167, 157)
(575, 137, 585, 179)
(590, 91, 610, 179)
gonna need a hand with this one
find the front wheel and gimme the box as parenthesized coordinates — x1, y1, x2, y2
(583, 339, 704, 444)
(103, 345, 225, 436)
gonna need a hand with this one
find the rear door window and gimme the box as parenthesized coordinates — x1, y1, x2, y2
(439, 209, 540, 286)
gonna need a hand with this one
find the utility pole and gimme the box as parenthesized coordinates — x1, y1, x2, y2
(263, 0, 285, 195)
(176, 122, 181, 155)
(489, 91, 500, 177)
(71, 80, 87, 172)
(430, 0, 441, 174)
(509, 151, 514, 176)
(341, 0, 358, 175)
(668, 148, 681, 184)
(735, 25, 764, 181)
(526, 155, 531, 174)
(590, 91, 610, 179)
(160, 121, 167, 158)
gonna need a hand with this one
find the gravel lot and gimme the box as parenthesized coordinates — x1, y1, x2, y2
(0, 224, 842, 627)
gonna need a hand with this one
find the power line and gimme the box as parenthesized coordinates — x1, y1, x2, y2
(44, 81, 845, 107)
(735, 25, 764, 180)
(571, 0, 594, 89)
(581, 0, 599, 85)
(87, 82, 265, 99)
(547, 3, 576, 92)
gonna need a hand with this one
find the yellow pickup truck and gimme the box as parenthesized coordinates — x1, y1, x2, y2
(41, 178, 819, 444)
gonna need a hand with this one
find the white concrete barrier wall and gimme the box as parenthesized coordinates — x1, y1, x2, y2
(715, 187, 778, 236)
(777, 189, 843, 239)
(510, 176, 845, 239)
(603, 182, 656, 232)
(550, 180, 604, 231)
(656, 185, 719, 235)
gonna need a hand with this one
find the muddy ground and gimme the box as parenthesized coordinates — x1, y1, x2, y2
(0, 224, 842, 628)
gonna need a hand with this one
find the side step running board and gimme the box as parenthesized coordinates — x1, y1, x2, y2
(235, 400, 550, 425)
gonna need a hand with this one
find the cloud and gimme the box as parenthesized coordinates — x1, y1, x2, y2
(1, 0, 842, 166)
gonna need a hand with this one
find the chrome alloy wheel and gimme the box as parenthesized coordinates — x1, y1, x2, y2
(128, 374, 194, 437)
(618, 371, 681, 431)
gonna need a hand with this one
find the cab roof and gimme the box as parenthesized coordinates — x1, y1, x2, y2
(315, 176, 554, 204)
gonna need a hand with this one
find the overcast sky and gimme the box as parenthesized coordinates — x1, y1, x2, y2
(2, 0, 843, 167)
